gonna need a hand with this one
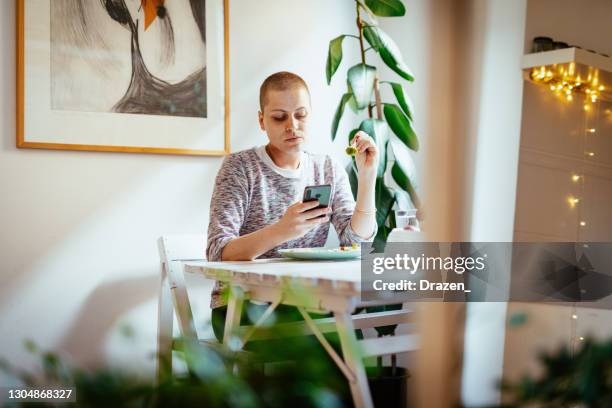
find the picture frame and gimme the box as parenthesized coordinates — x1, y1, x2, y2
(17, 0, 230, 156)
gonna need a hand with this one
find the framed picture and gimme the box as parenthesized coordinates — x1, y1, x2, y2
(17, 0, 229, 156)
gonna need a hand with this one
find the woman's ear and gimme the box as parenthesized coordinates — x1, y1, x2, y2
(258, 111, 265, 131)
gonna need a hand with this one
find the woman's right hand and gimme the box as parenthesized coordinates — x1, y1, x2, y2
(274, 200, 331, 241)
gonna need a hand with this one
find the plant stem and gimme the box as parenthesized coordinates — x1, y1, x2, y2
(374, 77, 383, 119)
(356, 1, 373, 119)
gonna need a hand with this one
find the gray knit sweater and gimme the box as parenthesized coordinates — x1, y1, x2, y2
(206, 146, 376, 308)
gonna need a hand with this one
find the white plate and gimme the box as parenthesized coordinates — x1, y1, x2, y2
(279, 247, 361, 260)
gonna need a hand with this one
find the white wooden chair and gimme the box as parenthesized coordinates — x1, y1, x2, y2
(156, 234, 209, 383)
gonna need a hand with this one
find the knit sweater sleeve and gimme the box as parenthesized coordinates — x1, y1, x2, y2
(206, 154, 250, 261)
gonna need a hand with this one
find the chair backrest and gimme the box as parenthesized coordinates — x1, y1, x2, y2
(157, 234, 207, 343)
(158, 234, 207, 263)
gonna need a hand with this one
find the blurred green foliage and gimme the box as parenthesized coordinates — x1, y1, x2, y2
(501, 337, 612, 408)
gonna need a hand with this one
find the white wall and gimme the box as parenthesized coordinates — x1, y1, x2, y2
(503, 0, 612, 395)
(0, 0, 358, 378)
(524, 0, 612, 55)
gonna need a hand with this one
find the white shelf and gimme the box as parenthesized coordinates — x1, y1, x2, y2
(522, 48, 612, 74)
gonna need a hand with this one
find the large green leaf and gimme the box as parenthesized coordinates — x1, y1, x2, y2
(363, 27, 414, 81)
(347, 92, 359, 114)
(373, 224, 390, 252)
(347, 64, 376, 110)
(365, 0, 405, 16)
(326, 35, 345, 85)
(359, 118, 389, 178)
(346, 162, 358, 200)
(331, 93, 352, 141)
(348, 128, 360, 144)
(383, 81, 413, 120)
(371, 179, 396, 251)
(391, 161, 420, 208)
(363, 26, 383, 51)
(383, 103, 419, 151)
(375, 178, 396, 227)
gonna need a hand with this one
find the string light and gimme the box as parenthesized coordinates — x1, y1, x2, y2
(567, 196, 580, 208)
(529, 63, 605, 103)
(531, 61, 604, 356)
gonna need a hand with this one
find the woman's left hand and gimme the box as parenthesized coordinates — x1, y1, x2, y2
(352, 131, 379, 181)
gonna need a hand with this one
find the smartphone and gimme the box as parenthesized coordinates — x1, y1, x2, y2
(302, 184, 332, 210)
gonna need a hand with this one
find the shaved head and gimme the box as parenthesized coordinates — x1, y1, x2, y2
(259, 71, 311, 112)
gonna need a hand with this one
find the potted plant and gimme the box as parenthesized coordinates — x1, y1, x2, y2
(326, 0, 420, 250)
(326, 3, 416, 403)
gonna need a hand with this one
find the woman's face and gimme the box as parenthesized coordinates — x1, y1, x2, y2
(258, 87, 311, 154)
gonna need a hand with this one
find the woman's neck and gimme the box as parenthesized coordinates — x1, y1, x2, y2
(265, 144, 301, 169)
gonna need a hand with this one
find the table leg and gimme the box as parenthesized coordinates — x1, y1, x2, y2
(335, 311, 374, 408)
(223, 286, 245, 348)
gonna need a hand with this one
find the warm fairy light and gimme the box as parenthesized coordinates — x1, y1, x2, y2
(587, 128, 596, 133)
(567, 196, 580, 208)
(584, 104, 591, 111)
(529, 64, 605, 103)
(571, 174, 581, 182)
(586, 151, 595, 157)
(579, 336, 585, 341)
(572, 314, 578, 319)
(580, 221, 587, 227)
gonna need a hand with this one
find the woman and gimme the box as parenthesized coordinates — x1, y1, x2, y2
(207, 71, 379, 341)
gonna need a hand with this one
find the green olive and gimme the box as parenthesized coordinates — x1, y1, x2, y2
(345, 146, 357, 156)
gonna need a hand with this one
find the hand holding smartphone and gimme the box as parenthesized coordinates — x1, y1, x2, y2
(302, 184, 332, 219)
(274, 185, 333, 241)
(303, 184, 332, 209)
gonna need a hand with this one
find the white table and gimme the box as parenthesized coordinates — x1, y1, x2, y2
(185, 258, 418, 408)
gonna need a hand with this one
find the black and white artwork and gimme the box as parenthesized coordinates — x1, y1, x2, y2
(19, 0, 228, 155)
(51, 0, 207, 118)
